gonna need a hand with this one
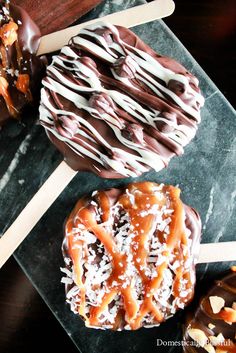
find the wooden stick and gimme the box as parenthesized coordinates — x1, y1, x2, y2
(0, 163, 235, 268)
(0, 0, 175, 269)
(0, 161, 76, 268)
(197, 242, 236, 264)
(37, 0, 175, 55)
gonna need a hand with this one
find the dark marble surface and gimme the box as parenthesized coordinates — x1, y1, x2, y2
(0, 0, 235, 352)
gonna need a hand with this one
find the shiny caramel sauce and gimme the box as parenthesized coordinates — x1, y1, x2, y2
(64, 182, 196, 330)
(16, 73, 31, 100)
(0, 76, 17, 116)
(0, 3, 31, 117)
(0, 21, 18, 46)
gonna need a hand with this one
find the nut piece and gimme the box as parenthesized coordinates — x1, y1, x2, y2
(208, 323, 216, 330)
(209, 296, 225, 314)
(0, 21, 18, 46)
(209, 333, 225, 346)
(204, 344, 216, 353)
(219, 307, 236, 323)
(232, 302, 236, 310)
(231, 265, 236, 272)
(188, 328, 208, 347)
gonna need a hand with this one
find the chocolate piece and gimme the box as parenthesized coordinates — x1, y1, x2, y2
(61, 181, 202, 330)
(0, 0, 44, 127)
(40, 22, 204, 178)
(184, 268, 236, 352)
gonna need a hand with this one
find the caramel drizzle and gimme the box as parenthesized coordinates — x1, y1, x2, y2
(0, 3, 31, 117)
(66, 182, 194, 329)
(0, 76, 17, 116)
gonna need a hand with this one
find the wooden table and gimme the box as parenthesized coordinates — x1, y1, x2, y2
(0, 1, 235, 352)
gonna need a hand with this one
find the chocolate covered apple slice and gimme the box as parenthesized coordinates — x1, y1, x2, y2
(39, 22, 204, 178)
(61, 181, 202, 330)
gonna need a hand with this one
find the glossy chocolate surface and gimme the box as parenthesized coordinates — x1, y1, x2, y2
(0, 1, 44, 126)
(184, 270, 236, 352)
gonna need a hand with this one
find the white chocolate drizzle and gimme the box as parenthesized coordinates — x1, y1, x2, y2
(40, 22, 204, 177)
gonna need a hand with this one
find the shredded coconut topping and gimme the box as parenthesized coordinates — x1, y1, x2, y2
(62, 182, 200, 330)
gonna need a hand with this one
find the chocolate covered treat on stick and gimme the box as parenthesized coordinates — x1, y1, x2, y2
(184, 267, 236, 353)
(39, 22, 204, 178)
(0, 0, 44, 127)
(61, 182, 236, 331)
(61, 181, 202, 330)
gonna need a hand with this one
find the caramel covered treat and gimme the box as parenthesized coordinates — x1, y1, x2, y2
(39, 22, 204, 179)
(0, 0, 43, 126)
(184, 268, 236, 353)
(61, 181, 201, 330)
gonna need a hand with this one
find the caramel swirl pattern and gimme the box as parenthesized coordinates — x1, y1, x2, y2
(61, 182, 201, 330)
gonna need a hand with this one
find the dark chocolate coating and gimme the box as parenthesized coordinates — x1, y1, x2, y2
(183, 270, 236, 352)
(0, 1, 44, 127)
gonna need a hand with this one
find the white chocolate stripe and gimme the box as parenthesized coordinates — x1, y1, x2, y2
(128, 47, 204, 107)
(79, 29, 119, 59)
(44, 70, 158, 128)
(72, 36, 115, 63)
(41, 101, 166, 177)
(40, 70, 190, 174)
(40, 96, 166, 176)
(72, 23, 204, 120)
(40, 91, 112, 149)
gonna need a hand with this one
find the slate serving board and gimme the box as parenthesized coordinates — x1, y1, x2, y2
(0, 0, 235, 352)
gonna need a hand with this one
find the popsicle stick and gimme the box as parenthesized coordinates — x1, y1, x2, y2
(37, 0, 175, 55)
(0, 161, 76, 268)
(197, 242, 236, 264)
